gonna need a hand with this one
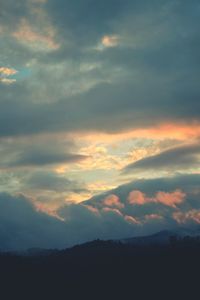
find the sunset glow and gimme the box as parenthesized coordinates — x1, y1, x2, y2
(0, 0, 199, 251)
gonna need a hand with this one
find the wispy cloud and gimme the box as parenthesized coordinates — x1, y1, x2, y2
(123, 142, 200, 174)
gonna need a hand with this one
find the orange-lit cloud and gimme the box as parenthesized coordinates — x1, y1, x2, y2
(156, 190, 186, 208)
(101, 35, 119, 48)
(74, 122, 200, 144)
(103, 194, 124, 209)
(127, 189, 186, 208)
(0, 67, 17, 76)
(0, 67, 18, 85)
(35, 202, 64, 219)
(128, 190, 146, 205)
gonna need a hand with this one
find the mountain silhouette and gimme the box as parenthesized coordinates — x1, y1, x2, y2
(1, 228, 200, 299)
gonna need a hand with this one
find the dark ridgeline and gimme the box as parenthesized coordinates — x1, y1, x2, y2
(0, 236, 200, 300)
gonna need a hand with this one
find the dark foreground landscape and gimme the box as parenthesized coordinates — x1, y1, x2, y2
(1, 233, 200, 300)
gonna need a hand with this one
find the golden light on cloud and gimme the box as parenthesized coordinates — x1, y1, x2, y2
(87, 181, 117, 193)
(73, 122, 200, 144)
(101, 35, 119, 48)
(65, 192, 92, 204)
(0, 67, 17, 76)
(77, 144, 122, 170)
(0, 67, 18, 84)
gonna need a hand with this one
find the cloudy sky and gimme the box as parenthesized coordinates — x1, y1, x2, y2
(0, 0, 200, 250)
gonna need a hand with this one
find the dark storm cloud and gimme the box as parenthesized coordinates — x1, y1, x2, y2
(123, 143, 200, 173)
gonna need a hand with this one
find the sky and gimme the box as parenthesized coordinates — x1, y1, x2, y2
(0, 0, 200, 250)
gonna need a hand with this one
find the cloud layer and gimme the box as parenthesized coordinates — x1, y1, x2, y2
(0, 0, 199, 250)
(0, 174, 199, 251)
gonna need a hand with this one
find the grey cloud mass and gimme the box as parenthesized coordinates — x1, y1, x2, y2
(0, 137, 87, 168)
(0, 0, 200, 250)
(123, 143, 200, 173)
(0, 174, 200, 251)
(0, 0, 199, 136)
(24, 171, 87, 193)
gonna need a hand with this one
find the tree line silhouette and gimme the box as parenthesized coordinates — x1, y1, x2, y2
(0, 236, 199, 299)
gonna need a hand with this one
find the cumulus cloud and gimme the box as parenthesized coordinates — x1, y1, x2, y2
(0, 192, 137, 251)
(127, 189, 185, 208)
(0, 173, 199, 251)
(128, 190, 146, 205)
(155, 190, 186, 208)
(103, 194, 124, 209)
(173, 210, 200, 225)
(86, 174, 200, 224)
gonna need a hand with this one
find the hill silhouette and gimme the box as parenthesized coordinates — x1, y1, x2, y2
(0, 234, 200, 299)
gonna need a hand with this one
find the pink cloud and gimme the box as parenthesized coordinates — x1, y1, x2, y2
(155, 189, 186, 208)
(103, 194, 124, 209)
(127, 190, 147, 205)
(127, 189, 186, 208)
